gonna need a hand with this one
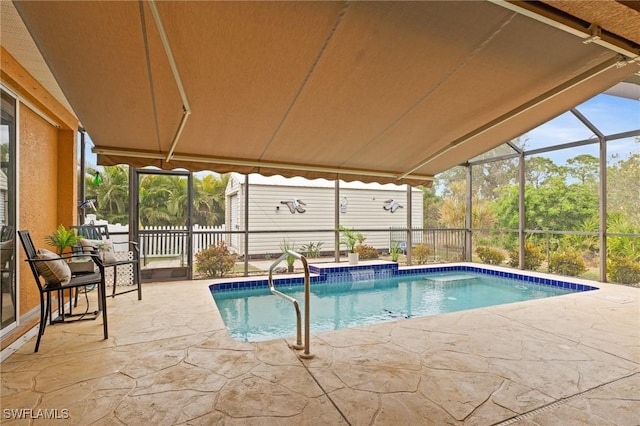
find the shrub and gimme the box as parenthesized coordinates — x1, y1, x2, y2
(195, 241, 236, 278)
(548, 251, 586, 277)
(608, 257, 640, 285)
(508, 242, 544, 270)
(355, 244, 379, 260)
(413, 244, 433, 264)
(299, 241, 323, 258)
(476, 246, 505, 265)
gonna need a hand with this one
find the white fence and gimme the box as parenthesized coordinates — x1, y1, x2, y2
(139, 225, 225, 257)
(99, 222, 226, 258)
(94, 219, 465, 262)
(192, 224, 226, 253)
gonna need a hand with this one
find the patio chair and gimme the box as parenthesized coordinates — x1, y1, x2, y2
(72, 224, 108, 240)
(18, 230, 108, 352)
(1, 226, 15, 294)
(1, 226, 16, 326)
(71, 225, 142, 300)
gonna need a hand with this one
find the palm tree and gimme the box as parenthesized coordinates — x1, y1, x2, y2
(138, 174, 175, 227)
(439, 180, 466, 228)
(87, 167, 230, 228)
(165, 176, 189, 225)
(86, 165, 129, 224)
(193, 173, 228, 226)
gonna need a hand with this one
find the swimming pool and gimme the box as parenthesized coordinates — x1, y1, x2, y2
(210, 263, 598, 342)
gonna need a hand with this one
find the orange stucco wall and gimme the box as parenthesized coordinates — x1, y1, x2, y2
(19, 106, 65, 313)
(57, 129, 77, 227)
(1, 49, 79, 349)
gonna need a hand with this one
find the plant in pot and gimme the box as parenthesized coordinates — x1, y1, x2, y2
(279, 239, 296, 273)
(45, 225, 82, 256)
(338, 226, 364, 265)
(390, 241, 401, 262)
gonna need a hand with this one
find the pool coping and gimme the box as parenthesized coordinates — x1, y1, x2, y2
(209, 261, 600, 294)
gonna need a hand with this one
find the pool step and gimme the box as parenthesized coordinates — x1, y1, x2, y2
(424, 274, 479, 283)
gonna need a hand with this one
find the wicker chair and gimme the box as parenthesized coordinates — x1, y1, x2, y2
(71, 225, 142, 300)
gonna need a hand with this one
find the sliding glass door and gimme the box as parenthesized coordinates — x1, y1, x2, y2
(1, 89, 17, 332)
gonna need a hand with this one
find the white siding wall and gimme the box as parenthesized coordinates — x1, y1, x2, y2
(225, 177, 242, 250)
(226, 174, 423, 256)
(338, 187, 423, 251)
(229, 195, 239, 249)
(247, 184, 333, 256)
(0, 191, 5, 225)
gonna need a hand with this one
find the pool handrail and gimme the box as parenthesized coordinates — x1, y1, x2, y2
(268, 250, 313, 358)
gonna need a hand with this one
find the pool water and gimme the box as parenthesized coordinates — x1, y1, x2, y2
(212, 271, 576, 342)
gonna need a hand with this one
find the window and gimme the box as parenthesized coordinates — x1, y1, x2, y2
(1, 89, 17, 331)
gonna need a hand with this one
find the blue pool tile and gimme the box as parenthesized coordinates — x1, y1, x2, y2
(211, 262, 599, 295)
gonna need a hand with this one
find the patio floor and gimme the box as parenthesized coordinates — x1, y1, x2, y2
(1, 267, 639, 425)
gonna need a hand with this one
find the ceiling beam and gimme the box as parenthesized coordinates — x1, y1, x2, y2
(399, 55, 625, 179)
(491, 0, 640, 60)
(147, 0, 191, 162)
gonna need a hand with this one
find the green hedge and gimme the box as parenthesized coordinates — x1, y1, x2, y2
(475, 246, 505, 265)
(548, 251, 586, 277)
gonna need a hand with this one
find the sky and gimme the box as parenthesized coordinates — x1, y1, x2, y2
(525, 93, 639, 165)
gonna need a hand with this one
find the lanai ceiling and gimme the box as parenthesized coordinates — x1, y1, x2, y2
(5, 1, 640, 185)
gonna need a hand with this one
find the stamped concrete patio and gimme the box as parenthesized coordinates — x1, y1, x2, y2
(1, 266, 638, 425)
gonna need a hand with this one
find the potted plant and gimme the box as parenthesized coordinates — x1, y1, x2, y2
(338, 226, 364, 265)
(279, 239, 296, 273)
(390, 241, 401, 262)
(45, 225, 82, 256)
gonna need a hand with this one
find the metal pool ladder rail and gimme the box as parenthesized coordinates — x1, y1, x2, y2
(268, 250, 313, 359)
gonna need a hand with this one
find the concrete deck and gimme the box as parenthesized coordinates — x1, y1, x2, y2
(1, 270, 638, 425)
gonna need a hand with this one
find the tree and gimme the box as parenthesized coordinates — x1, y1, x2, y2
(138, 174, 179, 227)
(525, 156, 564, 188)
(439, 180, 466, 228)
(0, 142, 8, 162)
(494, 176, 598, 233)
(165, 175, 189, 224)
(470, 144, 520, 201)
(472, 199, 496, 230)
(493, 185, 519, 230)
(193, 173, 228, 226)
(421, 185, 442, 227)
(607, 141, 640, 228)
(437, 178, 498, 230)
(434, 166, 466, 196)
(86, 167, 230, 227)
(85, 165, 129, 224)
(566, 154, 598, 186)
(607, 212, 640, 261)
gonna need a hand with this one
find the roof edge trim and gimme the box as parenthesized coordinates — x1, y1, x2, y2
(92, 147, 435, 182)
(491, 0, 640, 59)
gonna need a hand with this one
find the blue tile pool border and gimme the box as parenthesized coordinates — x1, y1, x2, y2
(209, 263, 599, 294)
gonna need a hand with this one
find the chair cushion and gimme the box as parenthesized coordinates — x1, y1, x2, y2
(0, 239, 13, 267)
(80, 238, 118, 264)
(35, 248, 71, 286)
